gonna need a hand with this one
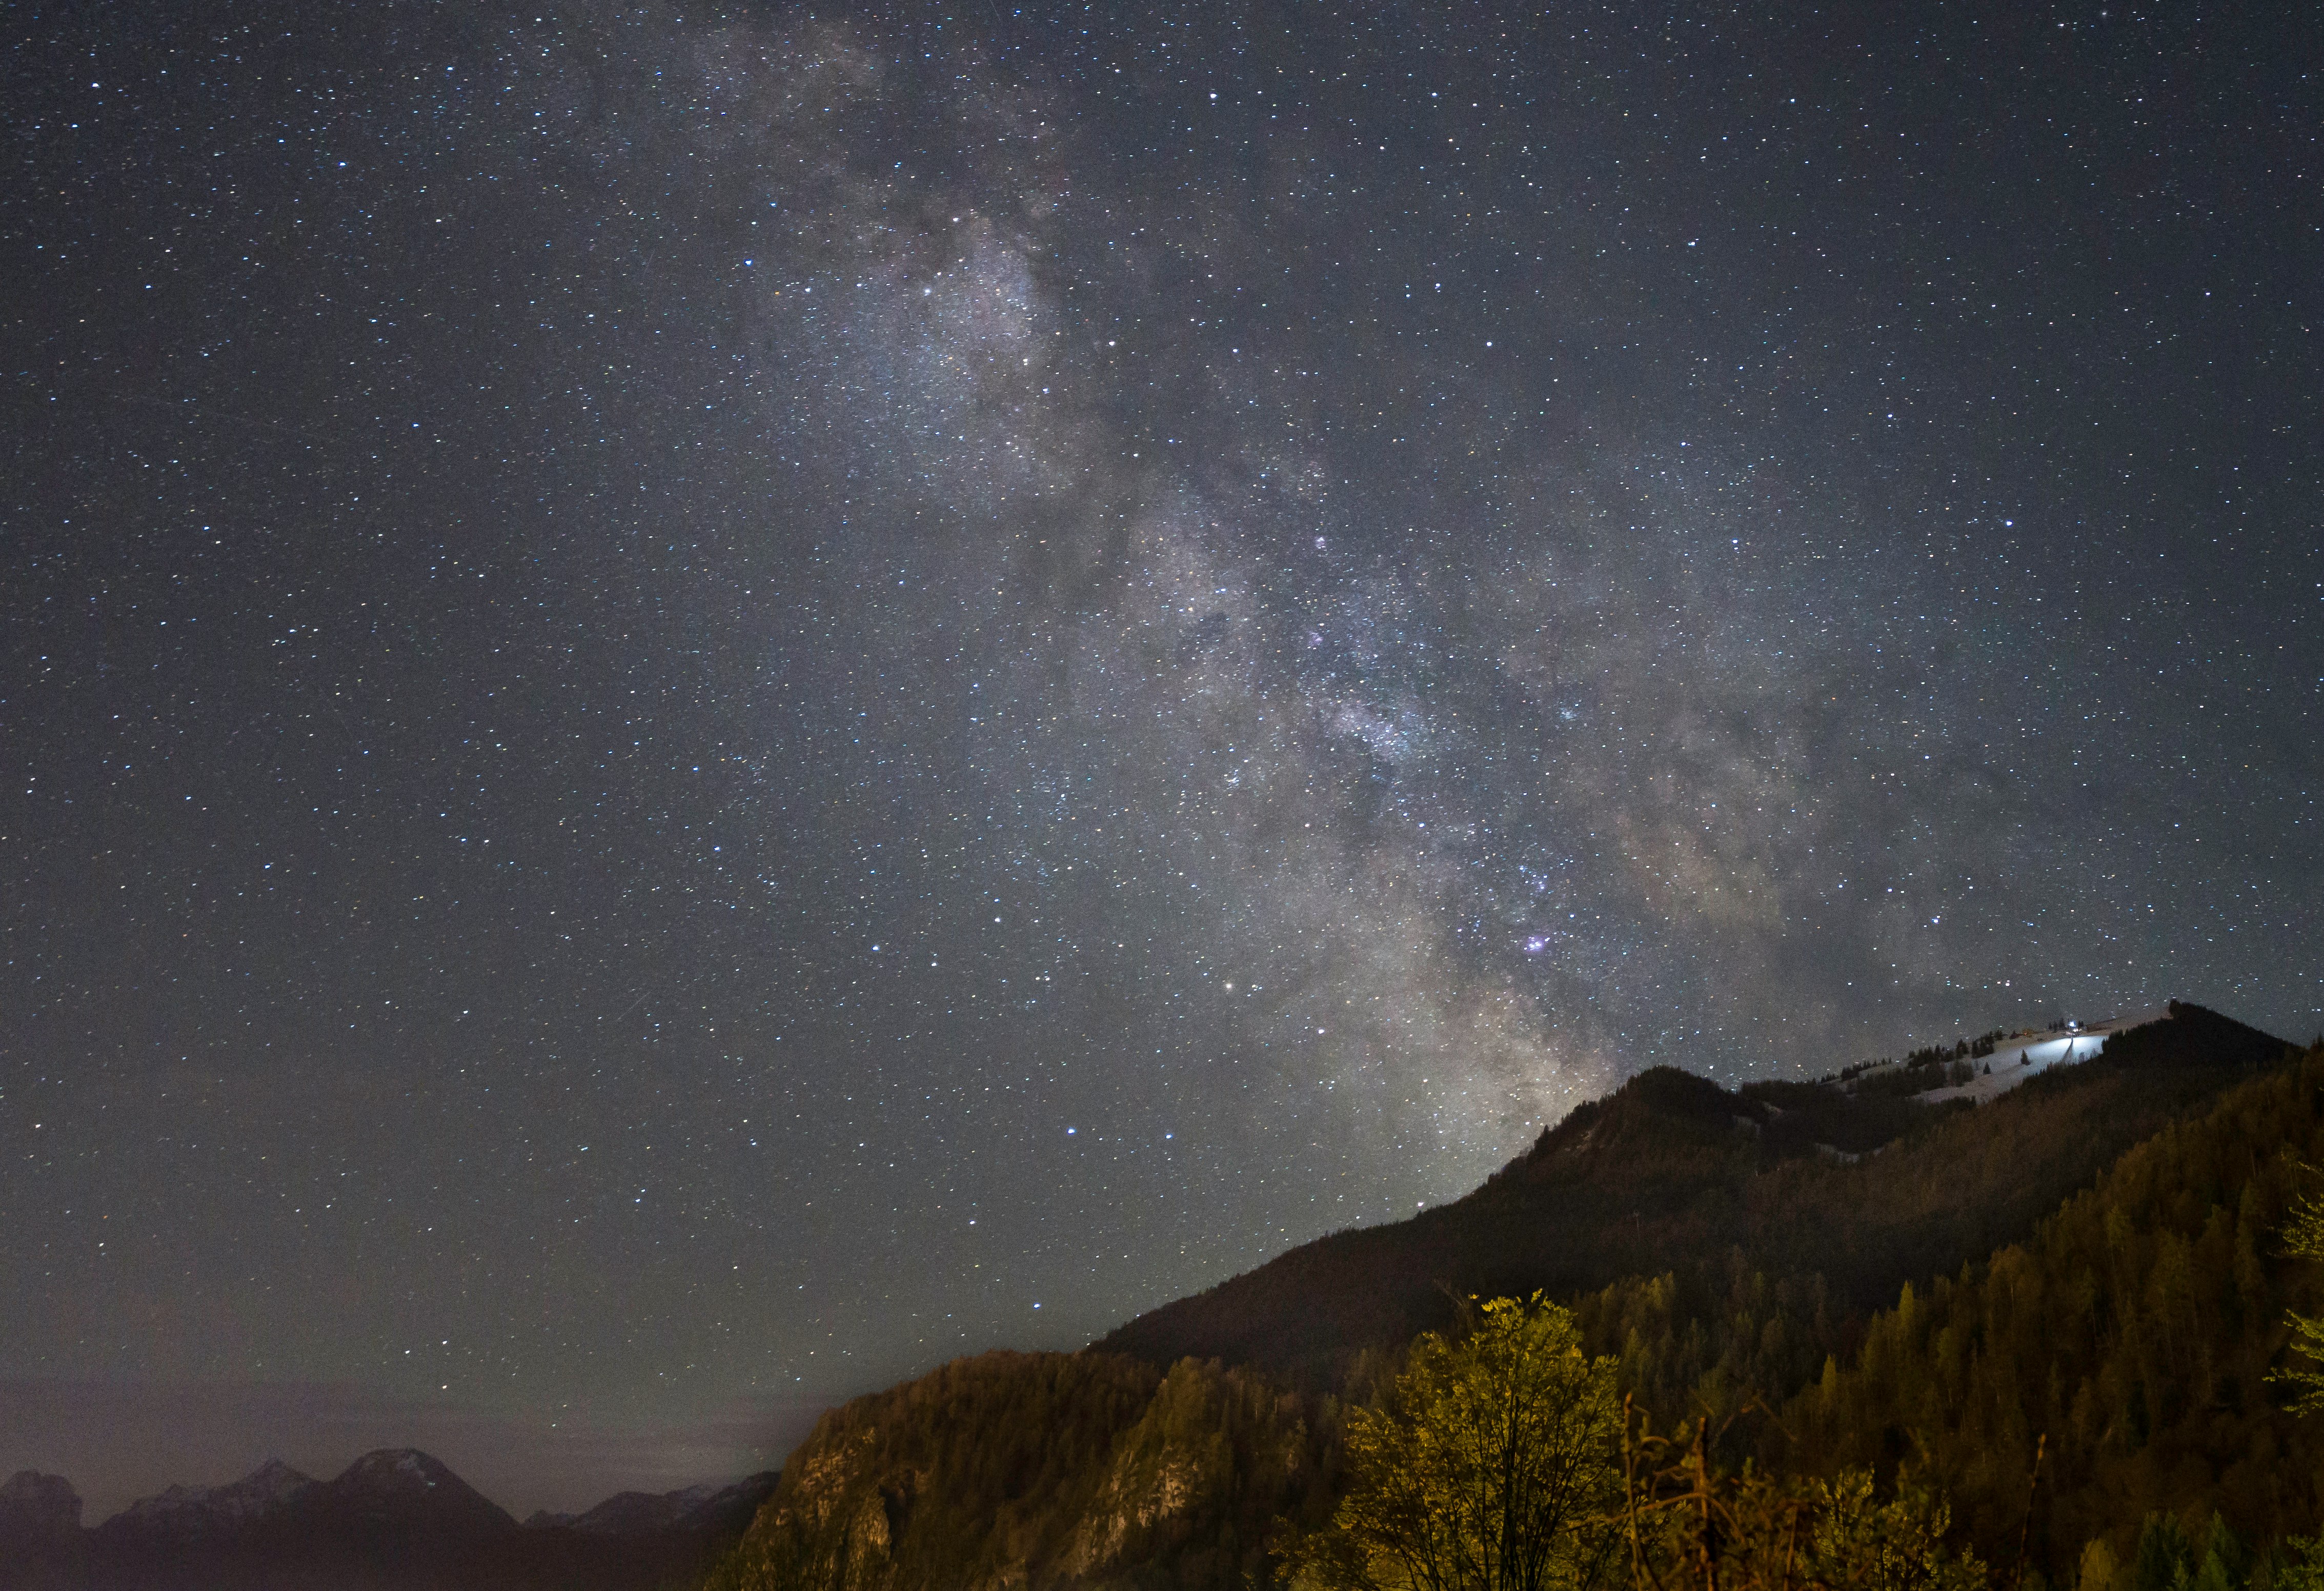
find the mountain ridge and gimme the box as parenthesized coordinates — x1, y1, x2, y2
(7, 1002, 2304, 1591)
(0, 1449, 780, 1591)
(696, 1004, 2317, 1591)
(1094, 1001, 2293, 1389)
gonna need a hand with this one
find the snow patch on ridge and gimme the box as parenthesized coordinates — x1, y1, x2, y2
(1914, 1009, 2171, 1105)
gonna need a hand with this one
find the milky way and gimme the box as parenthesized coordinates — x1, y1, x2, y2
(5, 1, 2317, 1511)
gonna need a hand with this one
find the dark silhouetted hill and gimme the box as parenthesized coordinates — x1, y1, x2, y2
(531, 1474, 780, 1538)
(1096, 1002, 2293, 1391)
(0, 1473, 83, 1591)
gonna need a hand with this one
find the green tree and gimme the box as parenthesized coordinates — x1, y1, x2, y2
(2128, 1515, 2191, 1591)
(2271, 1169, 2324, 1591)
(2185, 1517, 2250, 1591)
(1284, 1294, 1624, 1591)
(1618, 1412, 1986, 1591)
(2275, 1169, 2324, 1416)
(1805, 1470, 1988, 1591)
(2273, 1540, 2324, 1591)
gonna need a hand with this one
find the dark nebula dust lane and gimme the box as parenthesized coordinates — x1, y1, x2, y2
(4, 0, 2317, 1512)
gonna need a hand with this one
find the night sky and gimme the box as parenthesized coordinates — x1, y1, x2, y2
(5, 0, 2318, 1517)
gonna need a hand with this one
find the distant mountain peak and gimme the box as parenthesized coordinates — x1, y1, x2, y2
(5, 1456, 779, 1590)
(0, 1470, 82, 1537)
(309, 1449, 518, 1536)
(241, 1457, 312, 1488)
(547, 1475, 774, 1536)
(109, 1457, 319, 1535)
(334, 1448, 458, 1491)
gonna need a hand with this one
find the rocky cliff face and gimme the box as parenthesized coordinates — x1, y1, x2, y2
(1060, 1357, 1291, 1579)
(700, 1352, 1324, 1591)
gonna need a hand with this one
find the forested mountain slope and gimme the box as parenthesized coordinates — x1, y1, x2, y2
(701, 1353, 1333, 1591)
(700, 1006, 2311, 1591)
(1099, 1003, 2292, 1393)
(1784, 1046, 2324, 1587)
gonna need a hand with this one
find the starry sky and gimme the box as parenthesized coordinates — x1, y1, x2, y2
(5, 0, 2318, 1517)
